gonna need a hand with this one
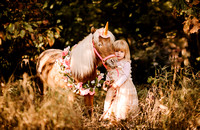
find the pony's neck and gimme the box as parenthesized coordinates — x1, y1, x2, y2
(70, 34, 97, 82)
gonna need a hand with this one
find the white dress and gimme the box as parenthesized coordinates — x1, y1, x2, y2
(102, 60, 138, 121)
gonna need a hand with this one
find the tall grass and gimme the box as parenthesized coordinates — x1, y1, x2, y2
(0, 73, 83, 129)
(0, 67, 199, 129)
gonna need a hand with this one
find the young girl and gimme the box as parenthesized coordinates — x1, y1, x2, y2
(101, 39, 138, 121)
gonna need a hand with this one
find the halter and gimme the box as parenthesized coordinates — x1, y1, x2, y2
(92, 41, 116, 69)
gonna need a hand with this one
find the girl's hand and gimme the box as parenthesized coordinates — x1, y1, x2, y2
(103, 81, 111, 91)
(105, 80, 110, 85)
(112, 83, 118, 89)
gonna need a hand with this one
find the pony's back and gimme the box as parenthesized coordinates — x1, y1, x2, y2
(36, 49, 66, 90)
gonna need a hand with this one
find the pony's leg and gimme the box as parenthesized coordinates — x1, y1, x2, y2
(35, 75, 45, 95)
(84, 94, 94, 117)
(0, 86, 2, 96)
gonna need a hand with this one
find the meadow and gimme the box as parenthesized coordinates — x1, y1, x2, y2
(1, 0, 200, 129)
(0, 66, 199, 129)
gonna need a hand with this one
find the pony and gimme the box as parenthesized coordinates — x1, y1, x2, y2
(36, 22, 117, 116)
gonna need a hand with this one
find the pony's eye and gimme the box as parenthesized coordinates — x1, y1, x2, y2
(98, 43, 102, 46)
(111, 59, 116, 64)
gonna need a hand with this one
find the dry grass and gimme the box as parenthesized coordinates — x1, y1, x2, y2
(0, 67, 200, 129)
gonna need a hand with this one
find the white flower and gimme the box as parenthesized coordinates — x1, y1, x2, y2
(91, 80, 95, 84)
(64, 56, 70, 61)
(100, 73, 104, 77)
(64, 78, 68, 82)
(64, 69, 71, 74)
(75, 83, 82, 89)
(80, 88, 90, 96)
(64, 46, 70, 51)
(97, 83, 101, 87)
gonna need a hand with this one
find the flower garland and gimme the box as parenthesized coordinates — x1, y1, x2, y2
(55, 46, 104, 96)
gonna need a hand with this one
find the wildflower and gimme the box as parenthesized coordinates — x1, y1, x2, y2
(89, 88, 95, 95)
(98, 73, 104, 82)
(80, 88, 90, 96)
(63, 76, 68, 82)
(91, 80, 95, 85)
(57, 47, 105, 96)
(62, 51, 67, 57)
(64, 69, 71, 74)
(75, 82, 83, 89)
(67, 83, 73, 88)
(97, 83, 101, 87)
(62, 47, 70, 57)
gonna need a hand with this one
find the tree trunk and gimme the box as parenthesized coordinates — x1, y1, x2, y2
(188, 31, 200, 70)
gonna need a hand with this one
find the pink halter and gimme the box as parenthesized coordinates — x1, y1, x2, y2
(93, 41, 116, 69)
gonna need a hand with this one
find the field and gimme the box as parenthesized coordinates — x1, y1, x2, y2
(0, 67, 200, 129)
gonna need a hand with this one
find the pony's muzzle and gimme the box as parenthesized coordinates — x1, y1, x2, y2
(105, 58, 118, 69)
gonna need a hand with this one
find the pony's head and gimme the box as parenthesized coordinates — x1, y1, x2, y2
(92, 22, 117, 69)
(70, 22, 117, 82)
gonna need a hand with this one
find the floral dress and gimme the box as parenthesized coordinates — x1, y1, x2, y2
(102, 60, 138, 121)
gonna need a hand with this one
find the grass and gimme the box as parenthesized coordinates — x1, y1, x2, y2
(0, 67, 200, 129)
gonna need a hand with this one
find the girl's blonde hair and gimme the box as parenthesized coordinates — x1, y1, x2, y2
(113, 39, 131, 62)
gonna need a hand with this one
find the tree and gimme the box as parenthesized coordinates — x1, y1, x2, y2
(0, 0, 62, 81)
(172, 0, 200, 69)
(0, 0, 199, 84)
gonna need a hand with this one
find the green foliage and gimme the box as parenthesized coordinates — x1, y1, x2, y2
(172, 0, 200, 18)
(0, 0, 199, 83)
(0, 0, 62, 80)
(0, 1, 199, 129)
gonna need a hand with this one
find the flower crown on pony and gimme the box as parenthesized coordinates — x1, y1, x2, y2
(55, 46, 104, 96)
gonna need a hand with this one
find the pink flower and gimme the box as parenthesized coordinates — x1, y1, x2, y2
(63, 76, 68, 82)
(62, 51, 68, 57)
(67, 83, 73, 88)
(57, 58, 64, 65)
(75, 82, 82, 89)
(64, 69, 70, 74)
(98, 75, 103, 82)
(64, 60, 70, 68)
(89, 88, 95, 95)
(80, 88, 90, 96)
(97, 73, 104, 81)
(64, 47, 70, 52)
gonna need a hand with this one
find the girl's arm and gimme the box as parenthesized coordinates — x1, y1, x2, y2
(103, 73, 113, 91)
(113, 62, 131, 88)
(106, 73, 111, 81)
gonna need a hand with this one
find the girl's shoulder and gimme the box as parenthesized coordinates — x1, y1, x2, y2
(118, 59, 131, 66)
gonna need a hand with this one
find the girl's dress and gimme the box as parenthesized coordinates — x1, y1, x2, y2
(103, 59, 138, 121)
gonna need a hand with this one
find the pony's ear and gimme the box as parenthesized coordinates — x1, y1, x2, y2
(91, 27, 96, 34)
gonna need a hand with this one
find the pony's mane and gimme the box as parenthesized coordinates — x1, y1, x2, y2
(70, 33, 96, 81)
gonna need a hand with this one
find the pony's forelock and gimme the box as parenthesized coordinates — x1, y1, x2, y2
(93, 28, 115, 44)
